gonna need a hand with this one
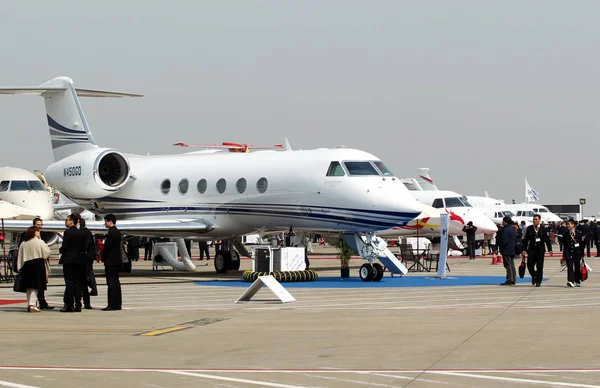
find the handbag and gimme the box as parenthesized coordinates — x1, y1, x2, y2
(13, 273, 26, 293)
(581, 259, 589, 282)
(518, 257, 526, 279)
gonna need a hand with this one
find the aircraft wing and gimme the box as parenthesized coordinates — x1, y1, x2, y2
(53, 204, 87, 213)
(0, 219, 215, 237)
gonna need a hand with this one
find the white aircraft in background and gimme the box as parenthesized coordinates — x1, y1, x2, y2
(399, 177, 497, 236)
(0, 76, 422, 280)
(0, 167, 54, 220)
(503, 203, 563, 224)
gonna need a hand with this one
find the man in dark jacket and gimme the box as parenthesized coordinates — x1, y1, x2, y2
(79, 219, 97, 308)
(462, 221, 478, 260)
(59, 214, 87, 312)
(578, 219, 591, 257)
(563, 219, 584, 287)
(101, 214, 122, 311)
(522, 214, 552, 287)
(501, 216, 517, 286)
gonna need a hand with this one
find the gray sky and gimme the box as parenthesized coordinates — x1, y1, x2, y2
(0, 1, 598, 214)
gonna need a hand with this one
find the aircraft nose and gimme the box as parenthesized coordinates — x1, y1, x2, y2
(475, 214, 498, 234)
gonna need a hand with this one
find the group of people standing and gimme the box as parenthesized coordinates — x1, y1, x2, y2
(15, 213, 123, 312)
(498, 214, 586, 287)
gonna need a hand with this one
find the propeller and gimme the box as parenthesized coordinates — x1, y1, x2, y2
(174, 142, 284, 153)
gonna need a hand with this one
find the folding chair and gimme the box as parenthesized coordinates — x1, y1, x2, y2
(399, 244, 425, 272)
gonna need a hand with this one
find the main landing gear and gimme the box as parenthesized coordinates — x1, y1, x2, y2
(214, 239, 241, 273)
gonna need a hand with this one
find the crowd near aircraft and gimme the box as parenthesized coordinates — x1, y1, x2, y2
(0, 76, 422, 280)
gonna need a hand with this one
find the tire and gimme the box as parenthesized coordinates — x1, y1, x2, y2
(214, 251, 231, 273)
(228, 251, 241, 271)
(359, 263, 374, 281)
(373, 263, 384, 282)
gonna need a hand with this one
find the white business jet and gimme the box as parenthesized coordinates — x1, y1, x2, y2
(400, 177, 497, 235)
(0, 76, 421, 278)
(0, 167, 54, 220)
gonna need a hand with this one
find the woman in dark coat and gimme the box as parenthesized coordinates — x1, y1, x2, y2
(17, 226, 51, 312)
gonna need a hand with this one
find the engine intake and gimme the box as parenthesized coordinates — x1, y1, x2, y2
(97, 152, 129, 187)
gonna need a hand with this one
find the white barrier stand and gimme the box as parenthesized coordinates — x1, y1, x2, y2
(436, 213, 449, 279)
(236, 275, 296, 304)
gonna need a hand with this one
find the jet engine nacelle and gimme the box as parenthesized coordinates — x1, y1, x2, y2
(45, 148, 131, 199)
(40, 231, 60, 246)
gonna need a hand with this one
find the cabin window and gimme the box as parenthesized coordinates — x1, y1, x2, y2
(372, 161, 393, 176)
(432, 198, 444, 208)
(257, 177, 268, 193)
(236, 178, 247, 194)
(178, 179, 189, 194)
(216, 178, 227, 194)
(197, 179, 207, 194)
(9, 181, 30, 191)
(160, 179, 171, 194)
(326, 162, 345, 177)
(0, 181, 9, 192)
(343, 161, 379, 176)
(28, 181, 45, 191)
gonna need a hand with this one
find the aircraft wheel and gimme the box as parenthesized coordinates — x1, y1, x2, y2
(228, 251, 241, 271)
(373, 263, 384, 282)
(359, 263, 374, 281)
(214, 251, 231, 273)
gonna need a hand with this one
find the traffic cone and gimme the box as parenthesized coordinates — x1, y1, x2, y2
(496, 255, 503, 264)
(490, 255, 498, 265)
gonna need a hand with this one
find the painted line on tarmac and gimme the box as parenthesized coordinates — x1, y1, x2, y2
(138, 325, 193, 337)
(163, 370, 317, 388)
(427, 371, 600, 387)
(0, 381, 39, 388)
(136, 317, 229, 336)
(1, 366, 600, 373)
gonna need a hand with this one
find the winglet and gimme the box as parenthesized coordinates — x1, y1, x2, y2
(283, 137, 292, 151)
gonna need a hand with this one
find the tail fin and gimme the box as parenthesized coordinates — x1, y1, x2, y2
(0, 76, 142, 161)
(415, 168, 439, 191)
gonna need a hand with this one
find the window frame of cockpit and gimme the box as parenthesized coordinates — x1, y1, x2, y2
(340, 161, 384, 177)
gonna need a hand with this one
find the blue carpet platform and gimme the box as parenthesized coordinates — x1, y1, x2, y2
(197, 276, 542, 289)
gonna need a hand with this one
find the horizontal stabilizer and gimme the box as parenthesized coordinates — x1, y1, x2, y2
(0, 86, 142, 98)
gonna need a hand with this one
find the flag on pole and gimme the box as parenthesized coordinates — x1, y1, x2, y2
(525, 178, 539, 202)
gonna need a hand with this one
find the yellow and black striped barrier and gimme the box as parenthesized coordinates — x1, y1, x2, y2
(242, 269, 318, 283)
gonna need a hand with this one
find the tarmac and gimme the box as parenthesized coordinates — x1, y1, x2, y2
(1, 246, 600, 387)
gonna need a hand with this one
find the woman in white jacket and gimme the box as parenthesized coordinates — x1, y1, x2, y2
(17, 226, 51, 312)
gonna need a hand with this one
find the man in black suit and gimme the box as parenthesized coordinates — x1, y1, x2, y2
(462, 221, 478, 260)
(101, 214, 122, 311)
(563, 219, 584, 287)
(500, 217, 517, 286)
(578, 219, 591, 257)
(521, 214, 553, 287)
(59, 214, 87, 312)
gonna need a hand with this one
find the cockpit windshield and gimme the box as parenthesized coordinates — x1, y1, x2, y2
(372, 161, 394, 176)
(343, 161, 379, 176)
(29, 181, 45, 191)
(445, 197, 472, 207)
(6, 180, 45, 191)
(10, 181, 30, 191)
